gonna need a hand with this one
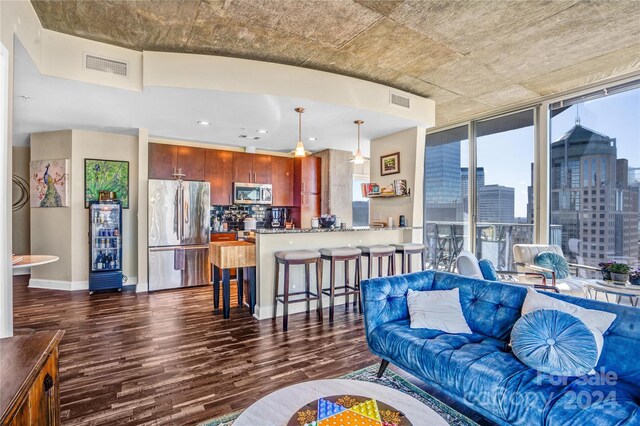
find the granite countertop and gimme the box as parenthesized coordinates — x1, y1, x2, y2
(255, 226, 422, 234)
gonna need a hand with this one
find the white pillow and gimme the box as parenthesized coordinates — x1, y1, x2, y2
(407, 288, 472, 334)
(521, 288, 617, 366)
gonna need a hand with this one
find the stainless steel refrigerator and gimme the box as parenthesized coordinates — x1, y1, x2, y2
(148, 179, 211, 291)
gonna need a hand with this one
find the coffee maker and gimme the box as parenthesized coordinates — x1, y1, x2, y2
(270, 208, 287, 228)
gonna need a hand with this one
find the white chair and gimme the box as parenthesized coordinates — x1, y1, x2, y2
(455, 250, 483, 279)
(568, 238, 586, 277)
(512, 244, 600, 297)
(456, 250, 557, 292)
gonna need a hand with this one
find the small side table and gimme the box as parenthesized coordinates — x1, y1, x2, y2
(210, 241, 256, 319)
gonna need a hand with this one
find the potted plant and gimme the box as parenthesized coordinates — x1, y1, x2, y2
(599, 261, 614, 280)
(630, 269, 640, 286)
(608, 262, 631, 283)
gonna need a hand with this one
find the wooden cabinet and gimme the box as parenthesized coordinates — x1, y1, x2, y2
(294, 157, 321, 196)
(300, 157, 321, 194)
(300, 193, 320, 228)
(206, 149, 234, 205)
(271, 156, 294, 206)
(176, 146, 205, 181)
(1, 331, 64, 426)
(294, 156, 321, 228)
(148, 143, 205, 181)
(252, 154, 272, 184)
(148, 143, 177, 180)
(232, 152, 272, 184)
(210, 232, 237, 242)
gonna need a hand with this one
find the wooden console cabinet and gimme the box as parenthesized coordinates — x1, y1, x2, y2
(0, 330, 64, 425)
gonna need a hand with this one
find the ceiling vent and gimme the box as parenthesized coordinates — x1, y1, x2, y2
(390, 92, 411, 109)
(84, 54, 128, 77)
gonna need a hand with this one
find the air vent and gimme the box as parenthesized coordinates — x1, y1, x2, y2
(84, 54, 128, 76)
(390, 92, 411, 109)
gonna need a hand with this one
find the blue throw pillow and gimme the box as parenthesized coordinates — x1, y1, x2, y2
(478, 259, 499, 281)
(534, 251, 570, 280)
(511, 309, 598, 377)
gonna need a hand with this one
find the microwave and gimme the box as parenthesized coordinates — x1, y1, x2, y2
(233, 183, 272, 205)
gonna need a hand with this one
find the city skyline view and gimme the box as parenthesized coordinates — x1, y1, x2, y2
(424, 86, 639, 270)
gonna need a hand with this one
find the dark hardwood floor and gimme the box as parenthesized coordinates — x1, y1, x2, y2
(12, 276, 377, 425)
(13, 275, 492, 426)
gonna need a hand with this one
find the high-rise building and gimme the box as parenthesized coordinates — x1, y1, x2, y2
(478, 185, 515, 223)
(425, 142, 463, 221)
(527, 163, 534, 224)
(550, 123, 639, 267)
(461, 167, 485, 216)
(460, 167, 485, 198)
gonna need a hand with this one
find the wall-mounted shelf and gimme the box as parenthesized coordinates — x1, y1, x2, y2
(365, 193, 410, 199)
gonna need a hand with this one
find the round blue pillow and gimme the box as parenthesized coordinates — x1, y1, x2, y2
(478, 259, 499, 281)
(534, 251, 570, 280)
(511, 309, 597, 377)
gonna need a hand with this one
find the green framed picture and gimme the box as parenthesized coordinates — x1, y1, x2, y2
(84, 159, 129, 208)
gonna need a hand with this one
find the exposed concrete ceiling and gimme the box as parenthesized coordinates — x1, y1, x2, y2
(31, 0, 640, 125)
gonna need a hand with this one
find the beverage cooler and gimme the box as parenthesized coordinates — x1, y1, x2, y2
(89, 201, 123, 293)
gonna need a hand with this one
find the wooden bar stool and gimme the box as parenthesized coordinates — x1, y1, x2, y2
(358, 245, 396, 279)
(319, 247, 362, 322)
(393, 243, 426, 274)
(273, 250, 323, 332)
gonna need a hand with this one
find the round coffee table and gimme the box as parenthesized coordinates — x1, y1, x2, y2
(586, 280, 640, 306)
(233, 379, 447, 426)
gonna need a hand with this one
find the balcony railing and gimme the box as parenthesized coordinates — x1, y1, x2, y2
(424, 221, 563, 272)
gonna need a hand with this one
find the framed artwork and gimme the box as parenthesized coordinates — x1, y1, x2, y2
(30, 159, 70, 207)
(84, 159, 129, 208)
(380, 152, 400, 176)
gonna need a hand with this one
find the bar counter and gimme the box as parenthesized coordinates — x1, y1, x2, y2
(253, 226, 422, 320)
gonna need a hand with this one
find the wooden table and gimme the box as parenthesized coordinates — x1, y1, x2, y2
(210, 241, 256, 319)
(12, 255, 59, 269)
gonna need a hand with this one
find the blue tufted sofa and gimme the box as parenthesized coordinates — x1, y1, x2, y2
(362, 270, 640, 426)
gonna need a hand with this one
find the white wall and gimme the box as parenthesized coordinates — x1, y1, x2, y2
(30, 130, 139, 290)
(136, 128, 149, 291)
(12, 146, 30, 257)
(143, 51, 434, 125)
(0, 43, 11, 337)
(30, 131, 73, 283)
(369, 127, 426, 242)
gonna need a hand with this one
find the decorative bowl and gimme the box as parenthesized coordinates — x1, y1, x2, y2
(319, 214, 336, 229)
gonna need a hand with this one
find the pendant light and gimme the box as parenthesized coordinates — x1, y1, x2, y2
(350, 119, 366, 164)
(293, 107, 307, 157)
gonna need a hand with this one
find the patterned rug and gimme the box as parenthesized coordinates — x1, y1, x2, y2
(200, 364, 477, 426)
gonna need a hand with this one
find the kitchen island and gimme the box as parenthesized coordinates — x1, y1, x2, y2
(253, 227, 422, 320)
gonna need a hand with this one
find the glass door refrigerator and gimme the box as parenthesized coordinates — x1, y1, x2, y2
(89, 200, 123, 293)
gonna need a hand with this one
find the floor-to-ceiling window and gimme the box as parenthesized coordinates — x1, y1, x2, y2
(475, 110, 536, 269)
(549, 84, 640, 272)
(424, 125, 469, 270)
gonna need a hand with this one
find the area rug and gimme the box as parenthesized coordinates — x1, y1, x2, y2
(200, 364, 478, 426)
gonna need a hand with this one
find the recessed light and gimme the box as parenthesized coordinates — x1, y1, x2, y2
(256, 129, 268, 134)
(252, 136, 261, 140)
(307, 137, 317, 141)
(197, 120, 210, 126)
